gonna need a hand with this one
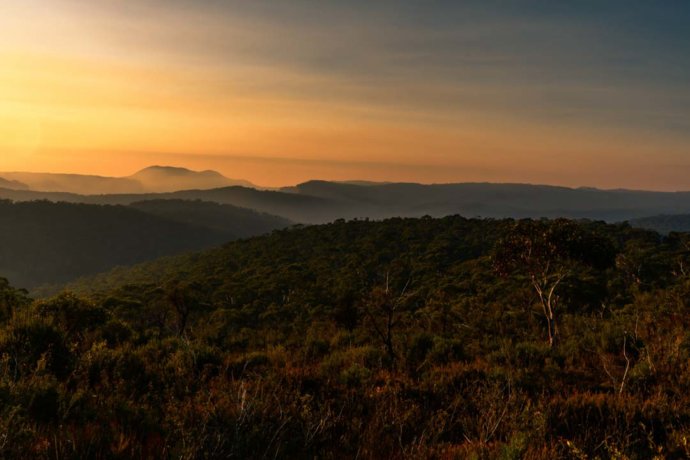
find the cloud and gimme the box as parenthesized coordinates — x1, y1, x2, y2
(0, 0, 689, 189)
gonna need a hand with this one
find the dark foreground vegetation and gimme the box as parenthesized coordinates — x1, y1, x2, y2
(2, 216, 690, 458)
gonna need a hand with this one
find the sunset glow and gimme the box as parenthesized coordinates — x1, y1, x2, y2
(1, 1, 689, 188)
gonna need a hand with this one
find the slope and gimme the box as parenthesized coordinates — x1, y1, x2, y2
(128, 199, 292, 239)
(0, 186, 340, 223)
(0, 171, 145, 194)
(0, 166, 253, 194)
(0, 177, 29, 190)
(128, 165, 254, 191)
(0, 199, 289, 288)
(64, 216, 540, 296)
(629, 214, 690, 234)
(285, 181, 690, 221)
(11, 217, 690, 458)
(5, 180, 690, 224)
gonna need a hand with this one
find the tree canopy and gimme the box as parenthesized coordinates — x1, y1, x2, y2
(1, 216, 690, 458)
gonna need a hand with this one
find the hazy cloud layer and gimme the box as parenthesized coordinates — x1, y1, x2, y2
(0, 0, 688, 188)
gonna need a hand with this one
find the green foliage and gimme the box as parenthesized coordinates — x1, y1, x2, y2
(1, 216, 690, 458)
(493, 219, 617, 347)
(0, 199, 290, 289)
(0, 277, 28, 323)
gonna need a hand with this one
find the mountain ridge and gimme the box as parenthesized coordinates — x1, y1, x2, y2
(5, 179, 690, 225)
(628, 214, 690, 235)
(0, 166, 254, 194)
(0, 198, 291, 289)
(0, 176, 29, 190)
(128, 165, 254, 191)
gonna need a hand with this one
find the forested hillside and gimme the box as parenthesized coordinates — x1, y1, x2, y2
(0, 200, 289, 288)
(630, 214, 690, 235)
(0, 186, 336, 223)
(5, 180, 690, 224)
(128, 199, 291, 239)
(2, 217, 690, 458)
(282, 181, 690, 222)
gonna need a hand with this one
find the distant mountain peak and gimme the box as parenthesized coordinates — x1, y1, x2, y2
(0, 166, 255, 195)
(129, 165, 254, 191)
(133, 165, 222, 176)
(0, 176, 30, 191)
(138, 165, 190, 172)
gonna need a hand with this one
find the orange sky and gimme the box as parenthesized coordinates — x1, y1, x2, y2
(1, 1, 689, 189)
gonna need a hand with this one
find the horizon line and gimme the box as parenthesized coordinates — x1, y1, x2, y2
(2, 164, 690, 194)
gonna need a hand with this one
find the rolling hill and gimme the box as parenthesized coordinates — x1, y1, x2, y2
(0, 186, 337, 223)
(5, 180, 690, 224)
(629, 214, 690, 234)
(283, 181, 690, 222)
(128, 165, 254, 192)
(0, 199, 290, 288)
(0, 166, 253, 194)
(6, 216, 690, 457)
(0, 171, 146, 194)
(0, 176, 28, 190)
(128, 199, 292, 239)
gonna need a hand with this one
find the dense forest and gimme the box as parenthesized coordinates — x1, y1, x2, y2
(629, 214, 690, 235)
(0, 200, 290, 288)
(2, 216, 690, 458)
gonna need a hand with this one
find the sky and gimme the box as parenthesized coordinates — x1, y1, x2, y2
(0, 1, 689, 189)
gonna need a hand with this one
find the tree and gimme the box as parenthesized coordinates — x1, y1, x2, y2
(0, 278, 29, 323)
(35, 293, 107, 344)
(166, 281, 209, 336)
(667, 232, 690, 279)
(361, 271, 416, 366)
(493, 219, 615, 347)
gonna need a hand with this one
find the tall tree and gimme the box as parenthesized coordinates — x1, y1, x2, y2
(493, 219, 615, 347)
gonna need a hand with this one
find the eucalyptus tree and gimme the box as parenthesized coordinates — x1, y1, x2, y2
(493, 219, 615, 347)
